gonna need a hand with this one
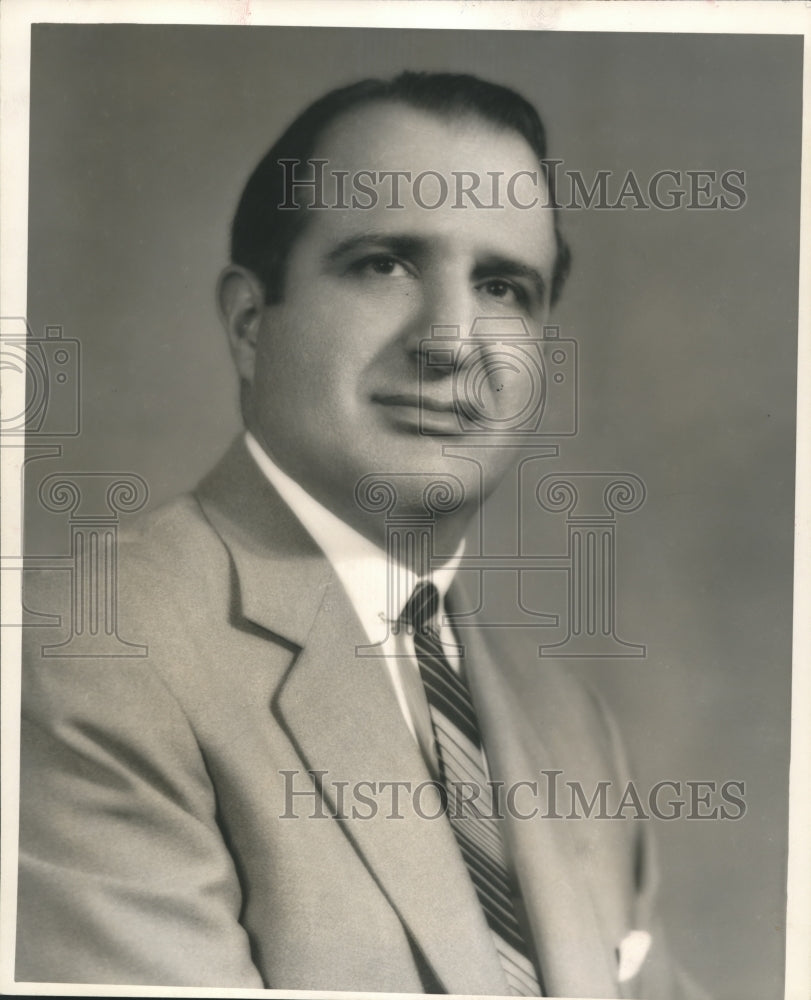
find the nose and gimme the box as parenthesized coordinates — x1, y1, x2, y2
(401, 268, 478, 367)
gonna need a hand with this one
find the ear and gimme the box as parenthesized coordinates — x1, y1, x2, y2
(216, 265, 267, 384)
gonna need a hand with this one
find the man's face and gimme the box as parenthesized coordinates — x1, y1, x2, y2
(244, 102, 558, 522)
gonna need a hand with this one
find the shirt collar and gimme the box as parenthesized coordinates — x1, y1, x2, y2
(244, 432, 464, 645)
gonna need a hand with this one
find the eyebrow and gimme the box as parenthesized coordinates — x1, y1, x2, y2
(322, 232, 425, 264)
(323, 232, 548, 301)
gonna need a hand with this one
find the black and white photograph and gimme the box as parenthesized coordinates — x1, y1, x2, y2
(0, 4, 809, 1000)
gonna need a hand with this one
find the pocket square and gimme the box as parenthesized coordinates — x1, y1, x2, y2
(617, 929, 652, 983)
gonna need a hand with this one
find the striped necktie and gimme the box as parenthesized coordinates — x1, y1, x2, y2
(402, 581, 543, 997)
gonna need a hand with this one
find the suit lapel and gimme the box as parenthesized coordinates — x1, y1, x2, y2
(196, 439, 508, 996)
(458, 605, 620, 999)
(273, 581, 511, 996)
(196, 438, 333, 647)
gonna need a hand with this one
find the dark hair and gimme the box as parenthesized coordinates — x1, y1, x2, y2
(231, 71, 571, 305)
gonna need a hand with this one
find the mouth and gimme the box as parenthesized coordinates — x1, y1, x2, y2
(372, 392, 463, 434)
(373, 392, 455, 412)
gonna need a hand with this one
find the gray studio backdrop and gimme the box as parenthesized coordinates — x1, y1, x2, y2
(23, 25, 800, 1000)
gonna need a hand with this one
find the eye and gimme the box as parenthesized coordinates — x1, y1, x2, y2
(478, 278, 524, 305)
(354, 254, 412, 278)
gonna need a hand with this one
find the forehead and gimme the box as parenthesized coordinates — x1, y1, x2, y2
(317, 101, 538, 175)
(299, 102, 556, 269)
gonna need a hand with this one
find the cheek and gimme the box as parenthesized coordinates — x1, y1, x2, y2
(252, 324, 357, 422)
(257, 279, 411, 402)
(305, 306, 393, 381)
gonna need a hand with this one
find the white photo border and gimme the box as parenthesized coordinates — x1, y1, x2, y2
(1, 3, 808, 999)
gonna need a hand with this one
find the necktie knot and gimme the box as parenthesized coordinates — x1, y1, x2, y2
(402, 580, 439, 633)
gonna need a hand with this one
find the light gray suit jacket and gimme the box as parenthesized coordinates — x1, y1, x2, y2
(17, 438, 703, 997)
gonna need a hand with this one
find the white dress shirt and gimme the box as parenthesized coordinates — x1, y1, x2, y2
(244, 432, 467, 775)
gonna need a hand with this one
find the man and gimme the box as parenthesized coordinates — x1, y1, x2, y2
(17, 72, 702, 998)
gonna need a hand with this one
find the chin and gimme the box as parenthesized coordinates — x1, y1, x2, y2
(371, 439, 471, 480)
(345, 445, 483, 519)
